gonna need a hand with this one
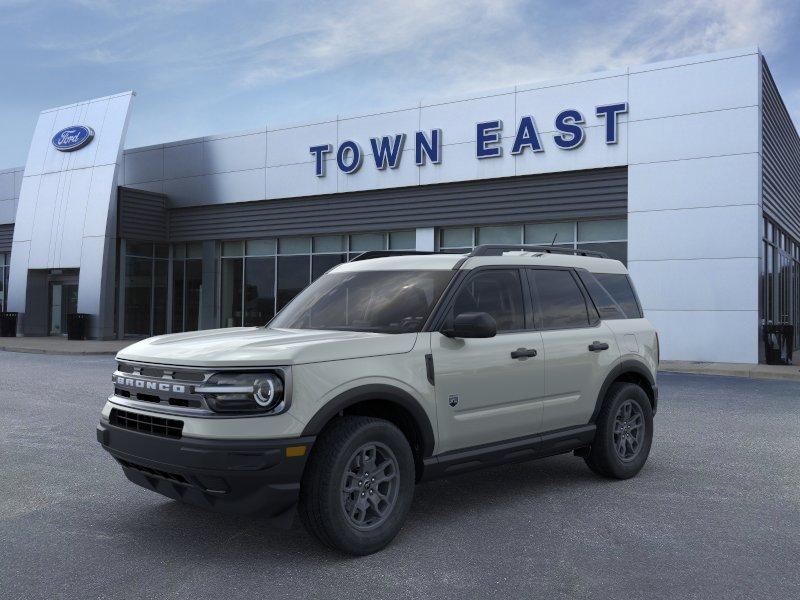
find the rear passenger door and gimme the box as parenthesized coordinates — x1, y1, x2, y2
(526, 268, 620, 432)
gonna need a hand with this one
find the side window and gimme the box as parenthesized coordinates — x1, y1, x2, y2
(593, 273, 643, 318)
(529, 269, 590, 329)
(448, 269, 525, 332)
(577, 270, 626, 320)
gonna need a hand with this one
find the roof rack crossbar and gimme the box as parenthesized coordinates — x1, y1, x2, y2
(468, 244, 608, 258)
(349, 250, 438, 262)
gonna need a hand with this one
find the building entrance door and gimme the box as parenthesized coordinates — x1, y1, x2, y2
(48, 272, 78, 336)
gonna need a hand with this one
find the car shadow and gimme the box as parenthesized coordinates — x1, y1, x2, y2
(108, 453, 605, 562)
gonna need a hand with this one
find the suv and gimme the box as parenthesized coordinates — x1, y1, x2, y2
(97, 245, 658, 555)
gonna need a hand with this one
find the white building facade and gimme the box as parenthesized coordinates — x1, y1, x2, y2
(0, 47, 798, 364)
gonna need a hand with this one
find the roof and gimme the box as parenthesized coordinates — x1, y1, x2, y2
(331, 251, 628, 274)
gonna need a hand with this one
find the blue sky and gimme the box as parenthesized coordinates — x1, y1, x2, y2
(0, 0, 798, 167)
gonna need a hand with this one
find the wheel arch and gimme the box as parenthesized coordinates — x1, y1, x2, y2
(591, 360, 657, 422)
(301, 384, 436, 479)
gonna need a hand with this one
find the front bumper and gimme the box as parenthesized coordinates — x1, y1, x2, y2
(97, 421, 315, 516)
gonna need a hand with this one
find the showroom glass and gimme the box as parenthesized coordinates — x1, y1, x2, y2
(270, 270, 454, 333)
(439, 219, 627, 263)
(762, 216, 800, 351)
(0, 252, 8, 311)
(220, 231, 416, 328)
(530, 269, 590, 329)
(447, 269, 525, 332)
(172, 243, 203, 332)
(123, 242, 169, 337)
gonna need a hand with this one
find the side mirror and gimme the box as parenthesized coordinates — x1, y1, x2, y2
(442, 312, 497, 338)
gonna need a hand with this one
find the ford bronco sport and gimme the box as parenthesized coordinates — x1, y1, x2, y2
(97, 244, 658, 555)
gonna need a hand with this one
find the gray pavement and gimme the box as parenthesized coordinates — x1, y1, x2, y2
(1, 350, 799, 600)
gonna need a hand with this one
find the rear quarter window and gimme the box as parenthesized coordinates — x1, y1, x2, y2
(591, 273, 643, 319)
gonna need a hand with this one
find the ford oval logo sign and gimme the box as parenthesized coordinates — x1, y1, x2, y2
(52, 125, 95, 152)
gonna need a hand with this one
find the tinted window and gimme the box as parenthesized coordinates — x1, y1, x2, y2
(449, 269, 525, 332)
(577, 271, 626, 320)
(271, 270, 453, 333)
(594, 273, 642, 318)
(530, 269, 590, 329)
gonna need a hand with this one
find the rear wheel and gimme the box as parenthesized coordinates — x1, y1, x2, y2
(585, 382, 653, 479)
(298, 416, 415, 555)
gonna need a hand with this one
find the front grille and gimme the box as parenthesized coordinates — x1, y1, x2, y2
(117, 458, 188, 484)
(109, 408, 183, 439)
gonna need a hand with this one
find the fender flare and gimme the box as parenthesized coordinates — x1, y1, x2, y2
(301, 384, 436, 458)
(591, 359, 657, 422)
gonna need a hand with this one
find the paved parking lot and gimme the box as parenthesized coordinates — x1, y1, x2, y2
(1, 351, 799, 600)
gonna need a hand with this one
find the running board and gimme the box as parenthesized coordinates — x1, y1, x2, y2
(421, 424, 596, 481)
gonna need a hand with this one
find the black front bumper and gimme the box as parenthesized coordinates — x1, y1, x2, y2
(97, 421, 315, 516)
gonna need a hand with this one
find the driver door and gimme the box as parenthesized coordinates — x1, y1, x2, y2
(431, 268, 545, 454)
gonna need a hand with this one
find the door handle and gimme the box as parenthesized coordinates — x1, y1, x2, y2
(511, 348, 538, 359)
(588, 341, 610, 352)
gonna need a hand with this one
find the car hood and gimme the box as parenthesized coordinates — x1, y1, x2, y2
(116, 327, 419, 367)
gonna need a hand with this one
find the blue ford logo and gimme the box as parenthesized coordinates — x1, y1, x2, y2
(51, 125, 95, 152)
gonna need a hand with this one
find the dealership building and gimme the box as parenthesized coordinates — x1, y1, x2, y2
(0, 47, 798, 364)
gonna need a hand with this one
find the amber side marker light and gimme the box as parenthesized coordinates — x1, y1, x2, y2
(285, 445, 307, 458)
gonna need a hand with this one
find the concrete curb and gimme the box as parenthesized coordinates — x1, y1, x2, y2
(1, 346, 119, 356)
(659, 362, 800, 382)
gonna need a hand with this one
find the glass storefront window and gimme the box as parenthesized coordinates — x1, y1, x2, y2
(124, 255, 153, 336)
(314, 235, 346, 253)
(246, 239, 276, 256)
(440, 227, 472, 249)
(477, 225, 522, 245)
(0, 252, 8, 311)
(244, 256, 276, 325)
(389, 230, 416, 250)
(123, 242, 170, 337)
(578, 219, 627, 242)
(221, 241, 244, 257)
(279, 237, 311, 255)
(525, 222, 575, 245)
(220, 257, 243, 328)
(439, 219, 628, 264)
(171, 251, 203, 333)
(350, 233, 385, 252)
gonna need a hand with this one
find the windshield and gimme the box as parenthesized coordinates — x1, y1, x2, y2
(269, 270, 455, 333)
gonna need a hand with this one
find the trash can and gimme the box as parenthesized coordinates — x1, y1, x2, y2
(66, 313, 89, 341)
(0, 312, 17, 337)
(763, 324, 794, 365)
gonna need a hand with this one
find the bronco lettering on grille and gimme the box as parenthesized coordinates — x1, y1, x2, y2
(114, 376, 186, 394)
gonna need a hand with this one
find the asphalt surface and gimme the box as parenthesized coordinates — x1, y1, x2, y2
(1, 351, 799, 600)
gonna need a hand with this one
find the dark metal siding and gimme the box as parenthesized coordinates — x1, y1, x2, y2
(762, 59, 800, 241)
(118, 187, 168, 241)
(168, 167, 627, 242)
(0, 223, 13, 252)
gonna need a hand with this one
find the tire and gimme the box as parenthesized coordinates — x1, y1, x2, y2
(584, 382, 653, 479)
(298, 416, 415, 555)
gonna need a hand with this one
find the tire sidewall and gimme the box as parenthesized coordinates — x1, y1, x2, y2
(319, 420, 415, 554)
(598, 384, 654, 478)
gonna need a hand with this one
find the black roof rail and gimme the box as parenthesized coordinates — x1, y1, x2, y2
(349, 250, 439, 262)
(469, 244, 608, 258)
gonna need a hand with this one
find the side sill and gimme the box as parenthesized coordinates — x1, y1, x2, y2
(420, 424, 596, 481)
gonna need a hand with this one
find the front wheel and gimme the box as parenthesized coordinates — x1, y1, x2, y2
(584, 382, 653, 479)
(298, 416, 415, 555)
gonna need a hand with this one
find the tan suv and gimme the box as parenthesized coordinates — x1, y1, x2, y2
(97, 244, 658, 555)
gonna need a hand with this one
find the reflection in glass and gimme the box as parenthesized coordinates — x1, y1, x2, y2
(244, 257, 276, 326)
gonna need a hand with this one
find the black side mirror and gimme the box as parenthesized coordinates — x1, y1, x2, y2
(442, 312, 497, 338)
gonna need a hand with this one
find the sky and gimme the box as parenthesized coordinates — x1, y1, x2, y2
(0, 0, 798, 167)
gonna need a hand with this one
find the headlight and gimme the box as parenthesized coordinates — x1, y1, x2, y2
(197, 372, 286, 414)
